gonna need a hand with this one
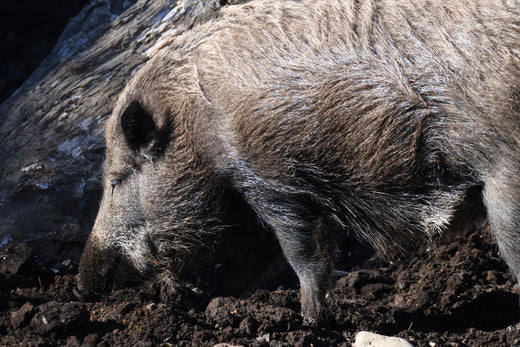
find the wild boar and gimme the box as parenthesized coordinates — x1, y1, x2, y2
(77, 0, 520, 325)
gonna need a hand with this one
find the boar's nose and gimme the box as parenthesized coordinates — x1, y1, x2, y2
(76, 236, 139, 300)
(76, 236, 114, 299)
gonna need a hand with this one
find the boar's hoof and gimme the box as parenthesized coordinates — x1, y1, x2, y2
(302, 312, 328, 328)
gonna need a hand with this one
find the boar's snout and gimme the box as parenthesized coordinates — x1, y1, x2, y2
(76, 235, 139, 299)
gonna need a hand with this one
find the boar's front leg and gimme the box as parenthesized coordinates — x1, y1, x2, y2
(246, 190, 333, 326)
(280, 219, 334, 326)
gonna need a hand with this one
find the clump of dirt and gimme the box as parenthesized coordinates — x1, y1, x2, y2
(1, 219, 520, 346)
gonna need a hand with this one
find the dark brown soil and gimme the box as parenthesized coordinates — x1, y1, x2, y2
(1, 218, 520, 346)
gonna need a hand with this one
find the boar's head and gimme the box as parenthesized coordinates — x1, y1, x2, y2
(77, 70, 226, 296)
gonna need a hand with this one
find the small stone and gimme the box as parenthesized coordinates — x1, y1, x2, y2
(354, 331, 414, 347)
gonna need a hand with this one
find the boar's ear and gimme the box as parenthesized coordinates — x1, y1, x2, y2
(120, 100, 157, 150)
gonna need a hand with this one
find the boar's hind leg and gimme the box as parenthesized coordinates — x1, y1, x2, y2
(483, 168, 520, 281)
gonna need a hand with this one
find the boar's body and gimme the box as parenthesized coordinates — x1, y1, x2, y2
(79, 0, 520, 324)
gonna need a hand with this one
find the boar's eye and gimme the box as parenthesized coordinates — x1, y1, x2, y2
(120, 100, 157, 150)
(110, 179, 122, 196)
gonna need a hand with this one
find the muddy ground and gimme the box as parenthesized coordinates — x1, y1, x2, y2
(1, 215, 520, 346)
(2, 1, 520, 346)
